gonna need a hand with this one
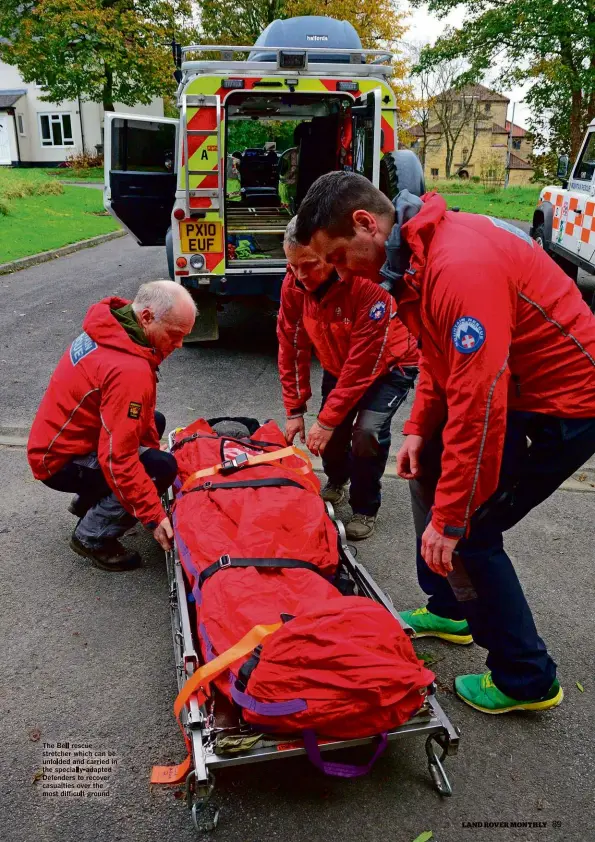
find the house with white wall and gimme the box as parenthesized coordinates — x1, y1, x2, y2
(0, 60, 164, 167)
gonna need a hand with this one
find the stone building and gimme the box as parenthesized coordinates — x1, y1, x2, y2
(407, 84, 534, 185)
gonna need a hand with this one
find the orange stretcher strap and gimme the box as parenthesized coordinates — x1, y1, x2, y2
(150, 622, 281, 785)
(180, 445, 314, 494)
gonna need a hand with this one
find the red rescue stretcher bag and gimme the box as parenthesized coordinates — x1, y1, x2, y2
(171, 417, 434, 743)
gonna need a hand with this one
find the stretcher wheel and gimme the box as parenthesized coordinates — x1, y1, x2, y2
(425, 733, 453, 797)
(192, 801, 220, 832)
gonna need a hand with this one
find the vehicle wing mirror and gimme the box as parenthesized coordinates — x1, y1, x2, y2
(557, 154, 570, 180)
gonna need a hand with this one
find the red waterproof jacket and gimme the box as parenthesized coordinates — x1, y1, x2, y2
(27, 297, 166, 527)
(391, 193, 595, 538)
(277, 270, 418, 428)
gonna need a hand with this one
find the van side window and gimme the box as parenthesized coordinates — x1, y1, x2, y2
(573, 132, 595, 182)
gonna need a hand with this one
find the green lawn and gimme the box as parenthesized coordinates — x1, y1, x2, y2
(0, 184, 118, 263)
(427, 181, 542, 223)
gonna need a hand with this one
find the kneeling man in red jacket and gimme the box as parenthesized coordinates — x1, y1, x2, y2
(277, 217, 418, 540)
(28, 281, 196, 571)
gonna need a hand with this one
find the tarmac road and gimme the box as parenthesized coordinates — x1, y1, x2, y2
(1, 234, 594, 842)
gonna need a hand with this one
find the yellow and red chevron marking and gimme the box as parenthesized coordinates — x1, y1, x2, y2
(205, 254, 225, 273)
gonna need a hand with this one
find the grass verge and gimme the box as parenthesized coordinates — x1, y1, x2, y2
(45, 167, 104, 181)
(427, 181, 542, 222)
(0, 186, 119, 263)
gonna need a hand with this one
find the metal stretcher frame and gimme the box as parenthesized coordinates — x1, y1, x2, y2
(163, 450, 460, 832)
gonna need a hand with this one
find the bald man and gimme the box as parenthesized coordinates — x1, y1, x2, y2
(28, 281, 196, 571)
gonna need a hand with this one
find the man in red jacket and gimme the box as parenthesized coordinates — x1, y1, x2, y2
(28, 281, 196, 571)
(295, 172, 595, 714)
(278, 217, 418, 540)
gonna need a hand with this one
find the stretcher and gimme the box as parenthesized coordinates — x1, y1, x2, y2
(158, 427, 460, 833)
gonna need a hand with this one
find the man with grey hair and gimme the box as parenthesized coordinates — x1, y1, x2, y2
(28, 281, 196, 571)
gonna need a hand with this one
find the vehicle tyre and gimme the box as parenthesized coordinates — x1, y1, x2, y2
(395, 149, 425, 198)
(379, 152, 399, 201)
(165, 226, 174, 280)
(532, 223, 549, 253)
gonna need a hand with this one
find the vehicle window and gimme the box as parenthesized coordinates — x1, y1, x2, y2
(112, 118, 175, 173)
(573, 132, 595, 182)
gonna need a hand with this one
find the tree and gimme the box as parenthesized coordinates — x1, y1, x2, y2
(431, 73, 485, 178)
(411, 0, 595, 159)
(0, 0, 193, 112)
(199, 0, 286, 46)
(404, 44, 445, 170)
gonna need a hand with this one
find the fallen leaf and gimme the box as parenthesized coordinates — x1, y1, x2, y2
(412, 833, 433, 842)
(32, 769, 44, 784)
(577, 473, 587, 482)
(576, 682, 585, 692)
(28, 727, 41, 742)
(418, 652, 444, 668)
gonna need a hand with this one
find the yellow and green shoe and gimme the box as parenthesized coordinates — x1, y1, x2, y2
(454, 671, 564, 714)
(400, 606, 474, 645)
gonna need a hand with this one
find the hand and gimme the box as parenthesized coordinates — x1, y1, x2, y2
(285, 416, 306, 445)
(306, 420, 334, 456)
(396, 434, 424, 479)
(421, 523, 458, 576)
(153, 516, 174, 551)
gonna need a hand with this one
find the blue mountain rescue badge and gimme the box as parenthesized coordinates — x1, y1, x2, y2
(70, 332, 98, 366)
(451, 317, 486, 354)
(369, 300, 386, 321)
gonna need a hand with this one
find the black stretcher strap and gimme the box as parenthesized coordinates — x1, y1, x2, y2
(198, 555, 326, 588)
(187, 477, 305, 494)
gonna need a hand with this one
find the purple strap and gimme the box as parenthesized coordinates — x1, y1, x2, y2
(303, 730, 388, 778)
(231, 684, 307, 716)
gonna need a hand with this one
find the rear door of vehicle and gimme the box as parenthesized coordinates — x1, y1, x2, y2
(104, 113, 179, 246)
(352, 89, 382, 187)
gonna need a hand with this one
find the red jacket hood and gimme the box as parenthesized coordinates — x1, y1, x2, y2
(82, 297, 163, 368)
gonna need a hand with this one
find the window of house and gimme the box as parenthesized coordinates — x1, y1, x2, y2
(512, 138, 521, 150)
(17, 115, 25, 136)
(485, 103, 491, 113)
(39, 113, 75, 148)
(462, 147, 469, 157)
(431, 168, 439, 177)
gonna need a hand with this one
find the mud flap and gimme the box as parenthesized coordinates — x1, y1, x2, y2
(184, 290, 219, 343)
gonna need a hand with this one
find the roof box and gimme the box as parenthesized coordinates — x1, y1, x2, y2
(248, 16, 364, 64)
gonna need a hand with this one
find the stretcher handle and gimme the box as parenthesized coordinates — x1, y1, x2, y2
(151, 623, 281, 785)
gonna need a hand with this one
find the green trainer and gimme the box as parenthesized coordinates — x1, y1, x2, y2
(454, 671, 564, 714)
(400, 606, 473, 645)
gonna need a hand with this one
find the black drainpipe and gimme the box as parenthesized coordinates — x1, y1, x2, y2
(77, 93, 86, 154)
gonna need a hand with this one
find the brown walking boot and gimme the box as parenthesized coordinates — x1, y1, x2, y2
(69, 533, 142, 572)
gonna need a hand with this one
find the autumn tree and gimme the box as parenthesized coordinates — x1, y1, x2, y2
(199, 0, 287, 45)
(411, 0, 595, 159)
(0, 0, 194, 112)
